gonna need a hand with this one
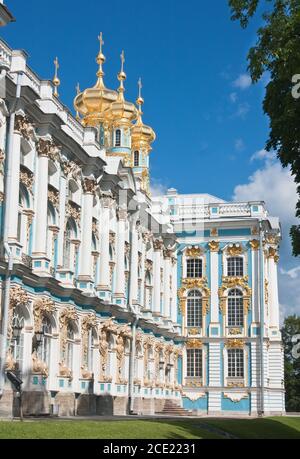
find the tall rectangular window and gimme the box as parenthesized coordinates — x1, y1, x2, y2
(187, 349, 202, 378)
(227, 257, 244, 277)
(187, 259, 203, 278)
(228, 349, 244, 378)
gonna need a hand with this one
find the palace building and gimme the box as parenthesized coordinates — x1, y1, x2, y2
(0, 3, 285, 417)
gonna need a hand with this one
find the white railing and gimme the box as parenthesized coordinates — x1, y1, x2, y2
(174, 202, 255, 219)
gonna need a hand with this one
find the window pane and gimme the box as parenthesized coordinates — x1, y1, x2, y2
(187, 291, 202, 327)
(228, 289, 244, 327)
(187, 349, 202, 378)
(227, 257, 244, 277)
(228, 349, 244, 378)
(187, 259, 202, 278)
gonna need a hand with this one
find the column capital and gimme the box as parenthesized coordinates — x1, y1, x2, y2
(36, 137, 60, 161)
(82, 177, 97, 194)
(14, 113, 35, 140)
(153, 238, 164, 251)
(101, 195, 115, 209)
(117, 206, 128, 221)
(208, 240, 220, 252)
(163, 249, 174, 259)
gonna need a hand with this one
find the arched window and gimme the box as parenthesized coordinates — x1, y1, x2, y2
(66, 322, 75, 370)
(18, 184, 30, 248)
(63, 218, 77, 269)
(227, 257, 244, 277)
(187, 290, 202, 327)
(47, 202, 57, 265)
(38, 316, 53, 365)
(11, 311, 25, 373)
(187, 258, 203, 278)
(134, 151, 139, 167)
(144, 270, 152, 310)
(227, 289, 244, 327)
(115, 129, 121, 147)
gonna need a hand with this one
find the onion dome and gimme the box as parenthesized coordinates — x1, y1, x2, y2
(74, 33, 117, 127)
(106, 51, 138, 126)
(131, 78, 156, 150)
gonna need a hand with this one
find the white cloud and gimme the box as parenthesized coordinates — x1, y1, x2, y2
(235, 138, 245, 152)
(230, 92, 238, 103)
(233, 154, 300, 319)
(150, 178, 168, 197)
(280, 266, 300, 280)
(233, 73, 252, 90)
(250, 149, 276, 162)
(232, 102, 250, 119)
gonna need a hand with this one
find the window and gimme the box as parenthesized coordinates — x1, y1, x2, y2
(227, 289, 244, 327)
(187, 349, 202, 378)
(134, 151, 139, 167)
(187, 290, 202, 327)
(228, 349, 244, 378)
(63, 219, 77, 269)
(66, 323, 75, 370)
(38, 316, 52, 365)
(115, 129, 121, 147)
(186, 258, 203, 278)
(227, 257, 244, 277)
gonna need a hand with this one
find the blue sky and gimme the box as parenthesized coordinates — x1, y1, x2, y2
(1, 0, 299, 317)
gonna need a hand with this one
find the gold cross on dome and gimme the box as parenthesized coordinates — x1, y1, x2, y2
(54, 57, 59, 76)
(120, 50, 125, 72)
(98, 32, 104, 53)
(138, 77, 142, 98)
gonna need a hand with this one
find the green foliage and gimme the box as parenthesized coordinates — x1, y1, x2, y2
(281, 315, 300, 412)
(229, 0, 300, 256)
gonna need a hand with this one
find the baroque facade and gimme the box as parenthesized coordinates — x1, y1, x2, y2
(0, 4, 285, 417)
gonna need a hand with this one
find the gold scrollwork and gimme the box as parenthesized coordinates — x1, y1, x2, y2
(225, 339, 245, 349)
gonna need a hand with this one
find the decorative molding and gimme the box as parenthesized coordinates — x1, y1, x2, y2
(14, 114, 35, 140)
(249, 239, 260, 251)
(48, 187, 60, 209)
(186, 339, 203, 349)
(82, 177, 97, 194)
(66, 202, 81, 225)
(20, 167, 34, 192)
(36, 138, 60, 161)
(218, 276, 251, 315)
(224, 392, 248, 402)
(225, 339, 245, 349)
(226, 243, 243, 257)
(208, 240, 219, 252)
(33, 297, 55, 333)
(185, 246, 202, 258)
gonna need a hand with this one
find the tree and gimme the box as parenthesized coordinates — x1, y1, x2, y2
(281, 315, 300, 412)
(228, 0, 300, 256)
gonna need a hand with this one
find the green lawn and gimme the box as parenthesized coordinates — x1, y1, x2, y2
(0, 417, 299, 439)
(0, 419, 221, 439)
(203, 417, 300, 439)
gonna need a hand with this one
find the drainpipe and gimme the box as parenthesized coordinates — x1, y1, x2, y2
(259, 220, 265, 416)
(0, 72, 22, 396)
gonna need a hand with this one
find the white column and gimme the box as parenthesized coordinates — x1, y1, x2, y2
(7, 130, 21, 241)
(209, 243, 219, 323)
(114, 208, 126, 299)
(33, 143, 49, 256)
(57, 173, 67, 267)
(163, 251, 171, 318)
(171, 257, 178, 323)
(269, 255, 280, 329)
(98, 197, 111, 291)
(251, 242, 260, 323)
(78, 179, 95, 280)
(153, 240, 163, 315)
(129, 218, 139, 305)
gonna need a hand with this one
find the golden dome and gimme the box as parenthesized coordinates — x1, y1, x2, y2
(131, 78, 156, 149)
(107, 51, 138, 126)
(74, 33, 118, 127)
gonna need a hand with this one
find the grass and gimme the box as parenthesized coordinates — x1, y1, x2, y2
(0, 419, 221, 439)
(0, 417, 299, 439)
(203, 416, 300, 439)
